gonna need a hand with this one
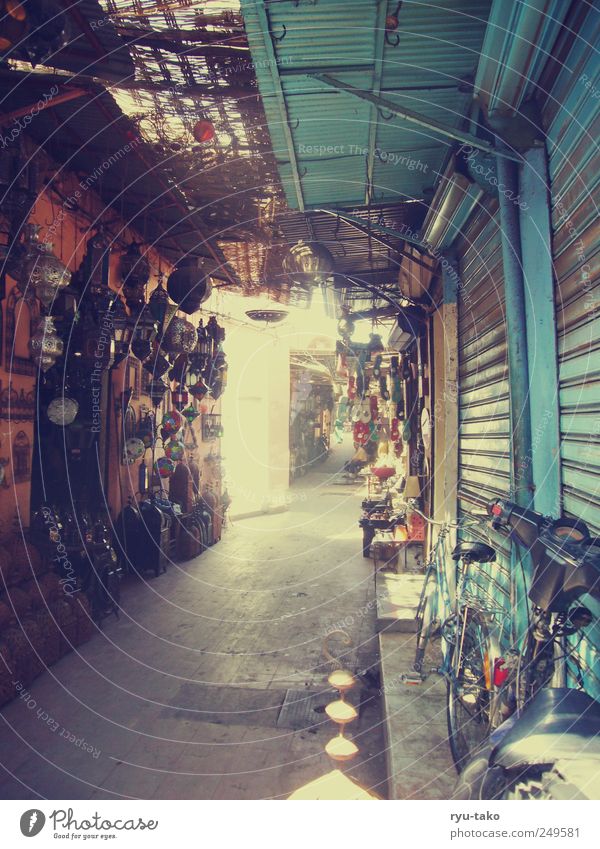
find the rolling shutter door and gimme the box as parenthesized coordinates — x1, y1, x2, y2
(542, 8, 600, 694)
(455, 198, 512, 624)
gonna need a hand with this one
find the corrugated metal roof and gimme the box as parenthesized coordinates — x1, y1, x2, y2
(240, 0, 492, 209)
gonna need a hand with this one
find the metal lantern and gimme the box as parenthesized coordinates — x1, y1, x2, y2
(47, 394, 78, 426)
(21, 224, 72, 308)
(171, 386, 189, 411)
(189, 375, 209, 400)
(147, 377, 169, 407)
(149, 274, 170, 327)
(29, 316, 63, 372)
(283, 240, 334, 287)
(120, 243, 150, 289)
(143, 347, 170, 378)
(162, 316, 197, 355)
(107, 297, 132, 365)
(130, 306, 158, 363)
(167, 258, 213, 315)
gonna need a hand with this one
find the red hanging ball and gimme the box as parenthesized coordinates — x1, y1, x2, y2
(193, 120, 215, 144)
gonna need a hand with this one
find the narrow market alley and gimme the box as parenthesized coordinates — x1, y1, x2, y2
(0, 439, 391, 800)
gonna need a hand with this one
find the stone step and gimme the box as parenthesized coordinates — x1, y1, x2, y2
(375, 570, 423, 632)
(379, 632, 457, 800)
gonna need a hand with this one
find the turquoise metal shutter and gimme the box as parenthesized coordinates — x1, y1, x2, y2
(542, 8, 600, 694)
(455, 198, 513, 628)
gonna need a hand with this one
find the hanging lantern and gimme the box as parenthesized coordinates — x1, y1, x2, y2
(182, 404, 200, 425)
(154, 456, 175, 479)
(171, 386, 189, 411)
(192, 119, 215, 144)
(29, 316, 63, 372)
(189, 375, 209, 400)
(137, 413, 155, 449)
(162, 316, 197, 355)
(160, 409, 183, 436)
(283, 240, 334, 287)
(47, 394, 78, 426)
(147, 377, 168, 407)
(142, 346, 170, 378)
(167, 258, 212, 315)
(168, 352, 189, 385)
(164, 438, 184, 461)
(107, 297, 132, 366)
(119, 243, 150, 289)
(149, 274, 170, 327)
(20, 224, 71, 308)
(124, 437, 145, 462)
(130, 306, 158, 363)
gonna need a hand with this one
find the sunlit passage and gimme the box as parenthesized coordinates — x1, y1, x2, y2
(0, 0, 599, 811)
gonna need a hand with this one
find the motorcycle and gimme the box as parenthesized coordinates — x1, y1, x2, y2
(453, 497, 600, 800)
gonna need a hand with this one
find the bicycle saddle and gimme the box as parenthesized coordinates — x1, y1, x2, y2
(451, 541, 496, 563)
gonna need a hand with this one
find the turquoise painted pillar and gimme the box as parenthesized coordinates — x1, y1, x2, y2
(519, 145, 562, 518)
(496, 144, 535, 510)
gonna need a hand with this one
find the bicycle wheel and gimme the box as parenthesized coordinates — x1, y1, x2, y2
(413, 570, 440, 674)
(447, 609, 494, 772)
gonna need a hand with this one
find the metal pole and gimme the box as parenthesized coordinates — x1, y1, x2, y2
(496, 142, 534, 508)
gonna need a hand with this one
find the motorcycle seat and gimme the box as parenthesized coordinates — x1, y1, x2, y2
(492, 688, 600, 769)
(451, 541, 496, 563)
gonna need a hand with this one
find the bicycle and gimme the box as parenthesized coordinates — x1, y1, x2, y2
(404, 513, 506, 772)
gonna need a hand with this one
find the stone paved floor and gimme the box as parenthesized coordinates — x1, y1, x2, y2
(0, 440, 388, 800)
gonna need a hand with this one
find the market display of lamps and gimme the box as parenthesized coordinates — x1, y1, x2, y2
(29, 316, 63, 372)
(283, 240, 335, 287)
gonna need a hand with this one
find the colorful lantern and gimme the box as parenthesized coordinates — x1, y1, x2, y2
(125, 438, 145, 461)
(160, 409, 183, 436)
(182, 404, 200, 425)
(192, 119, 215, 144)
(164, 439, 184, 461)
(155, 456, 175, 478)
